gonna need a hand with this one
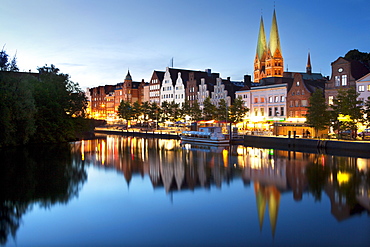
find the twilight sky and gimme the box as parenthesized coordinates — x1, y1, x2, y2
(1, 0, 369, 89)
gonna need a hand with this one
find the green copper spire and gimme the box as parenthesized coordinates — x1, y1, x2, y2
(269, 9, 282, 57)
(256, 16, 267, 61)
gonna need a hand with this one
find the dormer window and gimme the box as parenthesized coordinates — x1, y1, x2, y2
(296, 81, 300, 86)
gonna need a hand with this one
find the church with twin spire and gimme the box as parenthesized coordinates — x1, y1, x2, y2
(254, 9, 284, 83)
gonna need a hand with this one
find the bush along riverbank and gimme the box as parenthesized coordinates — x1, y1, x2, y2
(0, 66, 91, 148)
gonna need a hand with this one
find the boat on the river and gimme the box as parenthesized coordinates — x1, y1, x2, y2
(180, 126, 230, 145)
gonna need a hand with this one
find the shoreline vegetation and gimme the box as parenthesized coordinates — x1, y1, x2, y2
(0, 66, 92, 148)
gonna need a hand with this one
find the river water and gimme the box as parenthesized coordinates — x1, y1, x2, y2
(1, 134, 369, 246)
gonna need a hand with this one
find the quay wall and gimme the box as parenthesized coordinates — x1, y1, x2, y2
(244, 135, 370, 157)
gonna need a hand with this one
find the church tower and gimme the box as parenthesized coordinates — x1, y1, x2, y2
(306, 52, 312, 74)
(253, 16, 267, 82)
(265, 9, 284, 78)
(254, 9, 284, 82)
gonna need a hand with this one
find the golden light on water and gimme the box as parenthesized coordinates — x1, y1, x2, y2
(337, 172, 351, 185)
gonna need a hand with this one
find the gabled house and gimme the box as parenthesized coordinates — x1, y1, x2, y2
(326, 57, 370, 107)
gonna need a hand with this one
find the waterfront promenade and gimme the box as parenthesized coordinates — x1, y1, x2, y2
(94, 125, 370, 157)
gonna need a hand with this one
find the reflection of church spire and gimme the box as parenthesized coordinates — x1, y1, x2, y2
(254, 183, 281, 237)
(254, 183, 267, 231)
(268, 187, 281, 238)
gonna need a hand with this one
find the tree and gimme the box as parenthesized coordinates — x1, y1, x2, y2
(215, 99, 228, 122)
(203, 97, 216, 120)
(332, 88, 363, 136)
(229, 96, 249, 124)
(0, 46, 9, 71)
(32, 64, 87, 143)
(190, 101, 202, 121)
(0, 73, 37, 147)
(344, 49, 370, 68)
(305, 88, 331, 137)
(141, 101, 151, 123)
(131, 101, 142, 123)
(117, 100, 132, 127)
(148, 102, 161, 128)
(363, 96, 370, 127)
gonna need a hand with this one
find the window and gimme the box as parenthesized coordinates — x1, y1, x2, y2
(301, 99, 308, 107)
(335, 76, 340, 86)
(280, 107, 284, 116)
(367, 85, 370, 92)
(269, 96, 273, 103)
(280, 96, 285, 102)
(275, 96, 279, 102)
(302, 90, 305, 95)
(274, 107, 279, 116)
(260, 97, 265, 103)
(342, 75, 347, 86)
(254, 108, 258, 116)
(328, 96, 334, 105)
(295, 100, 299, 107)
(254, 97, 258, 103)
(359, 85, 365, 92)
(292, 92, 295, 96)
(296, 81, 300, 86)
(260, 108, 264, 116)
(268, 107, 272, 116)
(297, 90, 300, 95)
(289, 101, 293, 107)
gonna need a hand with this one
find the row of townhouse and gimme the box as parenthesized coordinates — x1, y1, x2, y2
(88, 67, 248, 120)
(236, 55, 370, 134)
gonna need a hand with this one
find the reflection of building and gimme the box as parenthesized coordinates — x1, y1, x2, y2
(75, 137, 370, 226)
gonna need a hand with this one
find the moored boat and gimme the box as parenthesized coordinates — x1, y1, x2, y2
(179, 127, 230, 145)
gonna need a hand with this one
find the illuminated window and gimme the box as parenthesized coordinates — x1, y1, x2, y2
(335, 76, 340, 86)
(296, 81, 300, 86)
(342, 75, 347, 86)
(254, 97, 258, 103)
(260, 97, 265, 103)
(367, 84, 370, 91)
(275, 96, 279, 102)
(260, 108, 264, 116)
(269, 96, 273, 103)
(328, 96, 334, 105)
(359, 85, 365, 92)
(301, 99, 308, 106)
(254, 108, 258, 116)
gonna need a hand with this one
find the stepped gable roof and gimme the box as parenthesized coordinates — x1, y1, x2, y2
(167, 67, 220, 88)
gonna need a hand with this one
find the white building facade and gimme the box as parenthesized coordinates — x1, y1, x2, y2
(211, 78, 231, 107)
(249, 84, 287, 130)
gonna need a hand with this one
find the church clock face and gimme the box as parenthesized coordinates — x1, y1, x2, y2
(338, 67, 343, 73)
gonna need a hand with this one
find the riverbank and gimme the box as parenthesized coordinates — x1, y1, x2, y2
(244, 135, 370, 158)
(94, 126, 370, 157)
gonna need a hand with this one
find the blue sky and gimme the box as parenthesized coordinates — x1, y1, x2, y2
(1, 0, 369, 89)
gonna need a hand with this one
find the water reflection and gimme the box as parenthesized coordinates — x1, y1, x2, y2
(0, 144, 87, 245)
(76, 135, 369, 235)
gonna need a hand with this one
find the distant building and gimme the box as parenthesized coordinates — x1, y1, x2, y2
(326, 57, 370, 107)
